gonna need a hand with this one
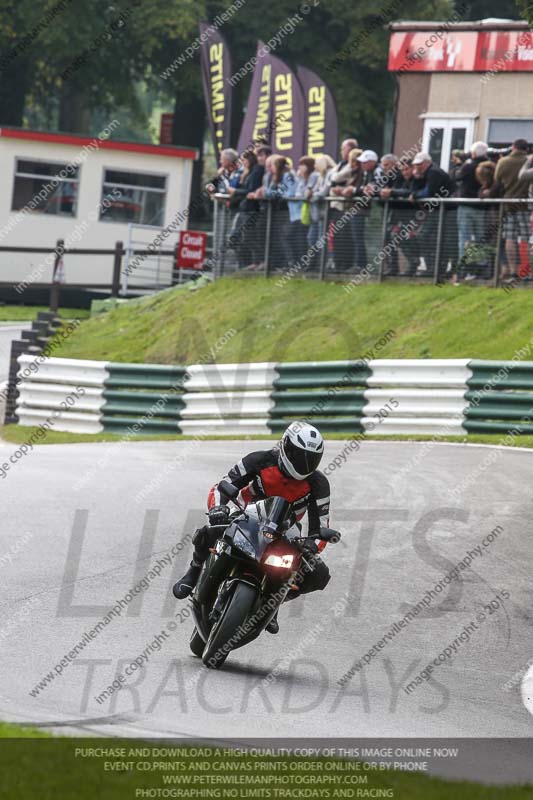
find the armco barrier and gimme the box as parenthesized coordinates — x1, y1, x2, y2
(3, 311, 65, 424)
(16, 354, 105, 434)
(12, 357, 533, 436)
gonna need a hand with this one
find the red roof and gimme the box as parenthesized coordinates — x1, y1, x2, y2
(0, 127, 198, 160)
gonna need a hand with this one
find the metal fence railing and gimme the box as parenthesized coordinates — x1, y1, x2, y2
(210, 195, 533, 287)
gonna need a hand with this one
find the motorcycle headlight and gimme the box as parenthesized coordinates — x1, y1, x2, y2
(264, 553, 294, 569)
(233, 530, 256, 558)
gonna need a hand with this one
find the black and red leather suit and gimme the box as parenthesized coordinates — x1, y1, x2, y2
(191, 448, 332, 595)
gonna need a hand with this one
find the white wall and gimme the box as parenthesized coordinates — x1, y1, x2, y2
(0, 138, 194, 288)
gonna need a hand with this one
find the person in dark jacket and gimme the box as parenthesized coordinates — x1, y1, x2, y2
(375, 154, 402, 275)
(411, 151, 454, 278)
(456, 141, 489, 264)
(227, 151, 265, 269)
(380, 159, 424, 276)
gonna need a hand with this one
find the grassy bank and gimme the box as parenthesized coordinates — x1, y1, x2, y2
(48, 279, 533, 364)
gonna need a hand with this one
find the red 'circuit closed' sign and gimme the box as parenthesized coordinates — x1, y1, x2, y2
(176, 231, 207, 270)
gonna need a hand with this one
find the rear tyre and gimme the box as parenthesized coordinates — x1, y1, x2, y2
(189, 626, 205, 657)
(202, 582, 258, 669)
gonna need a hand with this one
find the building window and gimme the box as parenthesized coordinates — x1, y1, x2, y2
(11, 158, 79, 216)
(487, 119, 533, 148)
(100, 169, 167, 226)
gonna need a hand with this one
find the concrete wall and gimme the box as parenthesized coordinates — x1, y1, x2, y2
(392, 73, 431, 156)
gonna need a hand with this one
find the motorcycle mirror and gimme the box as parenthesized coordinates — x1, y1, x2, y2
(218, 479, 239, 501)
(318, 527, 342, 543)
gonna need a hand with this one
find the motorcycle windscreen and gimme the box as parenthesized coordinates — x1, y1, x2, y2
(230, 497, 294, 561)
(262, 496, 293, 529)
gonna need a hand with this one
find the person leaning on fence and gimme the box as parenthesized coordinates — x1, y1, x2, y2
(264, 155, 296, 270)
(205, 148, 241, 196)
(380, 158, 421, 277)
(342, 149, 379, 274)
(205, 148, 241, 266)
(375, 154, 402, 276)
(226, 150, 265, 271)
(337, 148, 366, 270)
(411, 151, 454, 279)
(494, 138, 530, 282)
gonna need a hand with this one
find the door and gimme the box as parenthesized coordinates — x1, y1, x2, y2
(422, 117, 474, 170)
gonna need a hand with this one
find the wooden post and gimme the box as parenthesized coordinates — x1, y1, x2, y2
(49, 239, 65, 312)
(111, 241, 123, 297)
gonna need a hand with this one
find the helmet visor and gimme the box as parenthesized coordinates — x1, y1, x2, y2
(283, 436, 322, 477)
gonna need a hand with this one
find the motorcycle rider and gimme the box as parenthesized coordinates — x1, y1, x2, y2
(173, 422, 332, 634)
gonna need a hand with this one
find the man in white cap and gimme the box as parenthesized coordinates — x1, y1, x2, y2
(341, 149, 380, 271)
(410, 151, 453, 279)
(411, 151, 453, 196)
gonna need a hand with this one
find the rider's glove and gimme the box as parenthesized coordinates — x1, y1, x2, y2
(208, 505, 230, 527)
(300, 537, 319, 556)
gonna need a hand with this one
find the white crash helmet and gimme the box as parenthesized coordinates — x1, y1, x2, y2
(278, 421, 324, 479)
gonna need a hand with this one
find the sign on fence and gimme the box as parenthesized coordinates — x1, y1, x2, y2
(176, 231, 207, 270)
(159, 113, 174, 145)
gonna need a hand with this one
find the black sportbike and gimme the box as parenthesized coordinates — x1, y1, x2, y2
(189, 480, 341, 669)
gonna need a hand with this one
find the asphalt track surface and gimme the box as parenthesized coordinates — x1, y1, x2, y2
(1, 439, 532, 782)
(0, 324, 26, 383)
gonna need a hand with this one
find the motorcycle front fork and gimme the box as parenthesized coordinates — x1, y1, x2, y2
(208, 589, 228, 624)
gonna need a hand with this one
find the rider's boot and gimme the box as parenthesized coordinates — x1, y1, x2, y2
(173, 561, 202, 599)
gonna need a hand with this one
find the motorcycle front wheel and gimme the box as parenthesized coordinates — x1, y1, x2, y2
(202, 582, 258, 669)
(189, 626, 205, 657)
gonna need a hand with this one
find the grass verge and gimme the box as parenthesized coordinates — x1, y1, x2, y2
(2, 425, 533, 449)
(0, 306, 90, 322)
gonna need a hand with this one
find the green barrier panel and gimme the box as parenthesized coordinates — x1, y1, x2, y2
(274, 360, 371, 389)
(467, 360, 533, 390)
(270, 389, 366, 417)
(465, 405, 533, 420)
(465, 389, 533, 405)
(267, 417, 365, 434)
(102, 415, 181, 435)
(102, 403, 183, 418)
(106, 362, 188, 390)
(102, 390, 186, 418)
(463, 419, 533, 434)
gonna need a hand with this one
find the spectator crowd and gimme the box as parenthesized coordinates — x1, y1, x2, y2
(206, 135, 533, 284)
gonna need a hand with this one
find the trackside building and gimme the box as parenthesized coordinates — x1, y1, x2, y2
(0, 126, 197, 296)
(388, 19, 533, 168)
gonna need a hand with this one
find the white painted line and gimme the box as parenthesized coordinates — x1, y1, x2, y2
(521, 663, 533, 716)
